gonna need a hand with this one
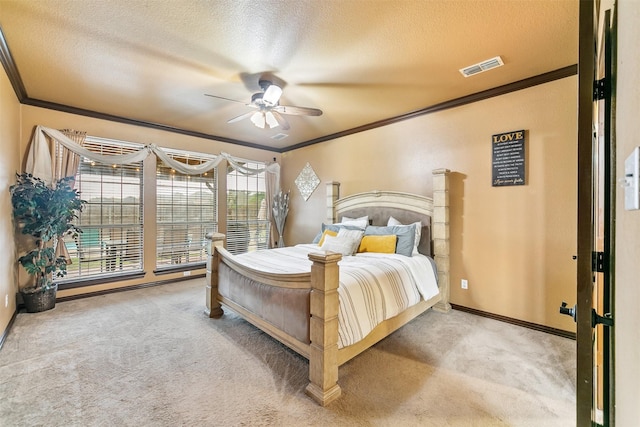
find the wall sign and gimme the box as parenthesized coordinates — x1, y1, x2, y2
(492, 129, 526, 186)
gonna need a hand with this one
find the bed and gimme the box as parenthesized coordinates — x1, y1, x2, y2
(205, 168, 451, 405)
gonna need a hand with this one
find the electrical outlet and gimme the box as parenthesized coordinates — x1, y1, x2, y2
(183, 270, 191, 277)
(461, 279, 468, 289)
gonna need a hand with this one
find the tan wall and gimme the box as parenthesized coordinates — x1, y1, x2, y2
(18, 105, 280, 298)
(282, 77, 577, 332)
(0, 66, 21, 335)
(614, 0, 640, 423)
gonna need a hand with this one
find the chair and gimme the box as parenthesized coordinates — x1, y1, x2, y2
(75, 235, 106, 272)
(174, 227, 190, 264)
(123, 229, 141, 267)
(161, 226, 190, 264)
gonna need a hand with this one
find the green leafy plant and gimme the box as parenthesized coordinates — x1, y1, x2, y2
(10, 173, 86, 292)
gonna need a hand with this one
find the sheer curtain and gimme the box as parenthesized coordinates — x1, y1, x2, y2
(54, 129, 85, 182)
(51, 129, 86, 263)
(26, 125, 279, 183)
(265, 163, 281, 248)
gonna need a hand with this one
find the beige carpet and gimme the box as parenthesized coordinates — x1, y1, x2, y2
(0, 279, 575, 426)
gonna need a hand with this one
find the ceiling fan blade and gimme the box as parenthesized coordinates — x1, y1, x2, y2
(271, 111, 290, 130)
(227, 111, 255, 124)
(273, 105, 323, 116)
(204, 93, 247, 105)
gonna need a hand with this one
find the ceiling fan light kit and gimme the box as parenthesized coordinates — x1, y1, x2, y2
(205, 74, 323, 131)
(250, 111, 266, 128)
(262, 83, 283, 106)
(250, 111, 280, 129)
(264, 112, 279, 128)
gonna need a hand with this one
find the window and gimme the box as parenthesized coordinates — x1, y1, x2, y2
(226, 160, 269, 254)
(51, 133, 260, 287)
(156, 150, 217, 269)
(60, 137, 144, 282)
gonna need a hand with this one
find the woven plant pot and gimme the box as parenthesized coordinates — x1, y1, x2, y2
(21, 283, 58, 313)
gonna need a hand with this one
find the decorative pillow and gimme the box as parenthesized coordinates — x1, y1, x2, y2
(340, 215, 369, 229)
(387, 216, 422, 256)
(317, 229, 338, 246)
(312, 222, 366, 244)
(336, 228, 365, 254)
(364, 224, 416, 257)
(320, 233, 362, 256)
(357, 235, 397, 254)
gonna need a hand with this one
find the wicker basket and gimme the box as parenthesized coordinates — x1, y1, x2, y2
(21, 283, 58, 313)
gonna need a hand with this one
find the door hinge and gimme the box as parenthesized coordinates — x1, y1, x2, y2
(593, 78, 607, 100)
(592, 309, 614, 328)
(592, 251, 605, 272)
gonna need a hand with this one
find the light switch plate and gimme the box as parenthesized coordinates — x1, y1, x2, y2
(624, 147, 640, 210)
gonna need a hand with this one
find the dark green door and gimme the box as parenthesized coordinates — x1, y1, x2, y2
(572, 2, 616, 426)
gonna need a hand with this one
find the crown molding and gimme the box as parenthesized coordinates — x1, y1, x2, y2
(286, 65, 578, 152)
(0, 23, 577, 153)
(21, 97, 277, 152)
(0, 23, 27, 101)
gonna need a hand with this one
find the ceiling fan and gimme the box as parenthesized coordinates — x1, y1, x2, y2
(205, 78, 322, 131)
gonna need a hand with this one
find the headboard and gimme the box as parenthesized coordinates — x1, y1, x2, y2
(333, 191, 433, 256)
(324, 169, 451, 313)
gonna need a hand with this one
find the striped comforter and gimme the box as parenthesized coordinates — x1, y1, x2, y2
(231, 244, 439, 349)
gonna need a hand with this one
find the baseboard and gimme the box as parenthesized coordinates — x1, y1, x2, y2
(4, 286, 574, 353)
(0, 309, 18, 351)
(55, 274, 206, 303)
(451, 304, 576, 340)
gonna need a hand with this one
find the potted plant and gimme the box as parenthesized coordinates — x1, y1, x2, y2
(10, 173, 86, 312)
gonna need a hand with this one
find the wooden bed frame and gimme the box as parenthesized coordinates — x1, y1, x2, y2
(205, 169, 450, 405)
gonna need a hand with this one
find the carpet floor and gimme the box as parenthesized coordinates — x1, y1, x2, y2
(0, 278, 576, 426)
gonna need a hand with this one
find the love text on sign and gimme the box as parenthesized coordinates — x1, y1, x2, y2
(492, 130, 525, 187)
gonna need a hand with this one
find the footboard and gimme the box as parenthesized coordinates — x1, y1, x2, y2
(204, 168, 450, 406)
(205, 233, 343, 405)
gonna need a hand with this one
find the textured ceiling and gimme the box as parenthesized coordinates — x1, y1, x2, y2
(0, 0, 578, 152)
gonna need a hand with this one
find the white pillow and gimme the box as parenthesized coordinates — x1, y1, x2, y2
(320, 235, 356, 256)
(387, 216, 422, 256)
(337, 228, 364, 254)
(340, 215, 369, 229)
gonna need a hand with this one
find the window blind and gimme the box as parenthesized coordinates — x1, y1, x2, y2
(226, 160, 270, 254)
(156, 150, 217, 269)
(59, 137, 144, 282)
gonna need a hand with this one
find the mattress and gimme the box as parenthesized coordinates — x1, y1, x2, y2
(219, 244, 439, 349)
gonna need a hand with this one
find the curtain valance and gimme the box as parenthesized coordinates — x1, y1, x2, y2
(25, 125, 279, 185)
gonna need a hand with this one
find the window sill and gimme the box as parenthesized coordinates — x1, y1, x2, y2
(154, 262, 206, 275)
(56, 270, 147, 290)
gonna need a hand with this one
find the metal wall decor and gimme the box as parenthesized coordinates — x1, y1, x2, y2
(295, 162, 320, 201)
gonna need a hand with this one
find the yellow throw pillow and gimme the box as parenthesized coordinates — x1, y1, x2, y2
(317, 229, 338, 246)
(357, 235, 397, 254)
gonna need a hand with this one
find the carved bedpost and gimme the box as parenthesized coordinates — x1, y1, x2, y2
(205, 232, 225, 318)
(326, 182, 340, 224)
(432, 169, 451, 312)
(305, 251, 342, 406)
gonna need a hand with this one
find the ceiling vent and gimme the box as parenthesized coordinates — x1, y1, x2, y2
(459, 56, 504, 77)
(271, 133, 289, 140)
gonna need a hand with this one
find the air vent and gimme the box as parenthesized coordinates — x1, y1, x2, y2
(459, 56, 504, 77)
(271, 133, 289, 140)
